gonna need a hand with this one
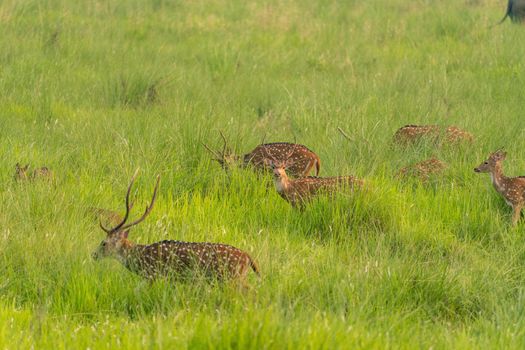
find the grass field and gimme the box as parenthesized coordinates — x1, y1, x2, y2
(2, 0, 525, 348)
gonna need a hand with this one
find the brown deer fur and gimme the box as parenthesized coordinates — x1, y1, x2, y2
(267, 148, 363, 208)
(14, 163, 53, 181)
(396, 157, 447, 182)
(474, 150, 525, 225)
(203, 132, 320, 177)
(92, 171, 259, 283)
(243, 143, 321, 177)
(393, 125, 473, 145)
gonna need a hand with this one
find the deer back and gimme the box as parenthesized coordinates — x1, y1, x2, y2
(278, 175, 363, 207)
(394, 125, 473, 146)
(393, 125, 440, 145)
(244, 143, 320, 177)
(128, 240, 259, 280)
(396, 157, 447, 181)
(444, 126, 474, 143)
(295, 175, 362, 193)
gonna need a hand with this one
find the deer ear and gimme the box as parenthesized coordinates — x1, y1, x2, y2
(120, 230, 129, 239)
(494, 150, 507, 160)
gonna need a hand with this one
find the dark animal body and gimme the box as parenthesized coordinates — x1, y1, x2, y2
(203, 132, 321, 177)
(499, 0, 525, 24)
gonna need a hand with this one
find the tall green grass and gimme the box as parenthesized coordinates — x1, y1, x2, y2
(2, 0, 525, 348)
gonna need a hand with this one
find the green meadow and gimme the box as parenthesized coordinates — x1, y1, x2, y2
(2, 0, 525, 348)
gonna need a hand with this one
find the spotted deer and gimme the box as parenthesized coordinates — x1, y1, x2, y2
(14, 163, 53, 181)
(266, 147, 364, 208)
(393, 125, 473, 146)
(396, 157, 447, 182)
(92, 171, 259, 284)
(203, 131, 320, 177)
(445, 126, 474, 143)
(474, 150, 525, 226)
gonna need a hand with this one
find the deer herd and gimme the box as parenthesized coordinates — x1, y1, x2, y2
(13, 124, 525, 288)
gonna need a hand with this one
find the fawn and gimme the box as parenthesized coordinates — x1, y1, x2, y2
(203, 131, 321, 177)
(92, 171, 260, 284)
(266, 147, 364, 208)
(14, 163, 53, 181)
(396, 157, 447, 182)
(393, 125, 473, 146)
(474, 150, 525, 226)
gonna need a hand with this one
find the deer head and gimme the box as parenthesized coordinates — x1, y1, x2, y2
(92, 170, 160, 261)
(264, 145, 297, 180)
(14, 163, 30, 180)
(474, 149, 507, 173)
(202, 131, 240, 169)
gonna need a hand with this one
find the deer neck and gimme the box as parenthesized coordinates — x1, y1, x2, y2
(274, 174, 291, 194)
(117, 240, 140, 269)
(490, 163, 508, 193)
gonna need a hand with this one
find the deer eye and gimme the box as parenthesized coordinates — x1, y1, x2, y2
(101, 241, 107, 247)
(484, 162, 488, 165)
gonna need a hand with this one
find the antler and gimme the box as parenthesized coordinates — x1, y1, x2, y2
(202, 142, 221, 159)
(202, 130, 233, 164)
(100, 170, 160, 234)
(100, 168, 140, 234)
(218, 130, 231, 156)
(120, 174, 161, 231)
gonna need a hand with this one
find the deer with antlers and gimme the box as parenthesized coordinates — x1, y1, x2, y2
(92, 170, 259, 284)
(265, 147, 364, 208)
(475, 150, 525, 226)
(203, 131, 321, 177)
